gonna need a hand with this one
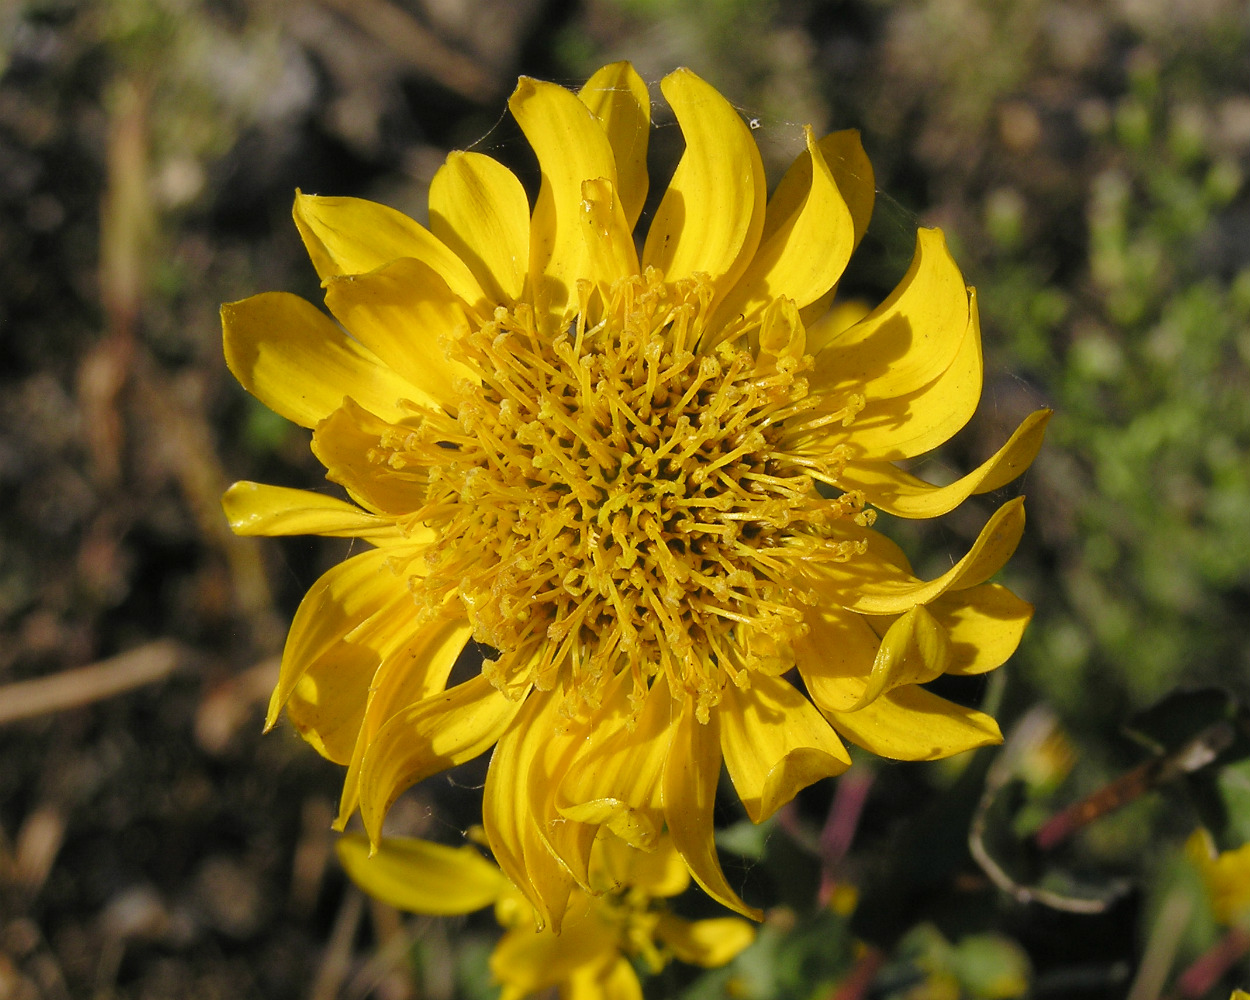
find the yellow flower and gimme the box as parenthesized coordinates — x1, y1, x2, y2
(1187, 829, 1250, 926)
(336, 832, 755, 1000)
(222, 63, 1047, 925)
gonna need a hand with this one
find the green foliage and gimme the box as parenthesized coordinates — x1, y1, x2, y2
(882, 925, 1031, 1000)
(991, 43, 1250, 715)
(678, 909, 856, 1000)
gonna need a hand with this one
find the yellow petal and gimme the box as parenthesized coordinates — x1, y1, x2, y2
(335, 616, 472, 827)
(719, 673, 851, 823)
(851, 605, 952, 710)
(655, 913, 756, 967)
(567, 957, 643, 1000)
(662, 699, 762, 921)
(578, 62, 651, 230)
(823, 684, 1002, 760)
(284, 635, 382, 763)
(358, 676, 530, 845)
(806, 297, 872, 354)
(808, 228, 968, 401)
(266, 547, 413, 731)
(793, 284, 986, 463)
(283, 564, 439, 766)
(844, 287, 984, 459)
(835, 409, 1052, 518)
(510, 76, 619, 317)
(222, 481, 402, 540)
(580, 177, 639, 294)
(528, 707, 602, 892)
(558, 673, 673, 858)
(222, 292, 421, 428)
(756, 296, 806, 369)
(428, 150, 530, 306)
(1187, 832, 1250, 924)
(597, 833, 689, 899)
(797, 130, 875, 330)
(292, 191, 484, 308)
(484, 688, 574, 930)
(558, 798, 661, 871)
(929, 583, 1034, 675)
(491, 895, 617, 1000)
(336, 834, 506, 915)
(819, 130, 875, 251)
(322, 257, 477, 409)
(813, 497, 1027, 615)
(311, 399, 429, 516)
(642, 69, 766, 309)
(794, 604, 881, 713)
(713, 126, 855, 330)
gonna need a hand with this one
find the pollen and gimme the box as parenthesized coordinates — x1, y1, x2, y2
(388, 269, 866, 719)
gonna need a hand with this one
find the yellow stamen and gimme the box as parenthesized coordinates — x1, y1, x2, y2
(367, 270, 867, 713)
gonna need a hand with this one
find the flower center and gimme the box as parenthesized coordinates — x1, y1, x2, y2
(397, 270, 868, 718)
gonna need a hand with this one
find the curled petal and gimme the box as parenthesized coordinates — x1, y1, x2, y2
(312, 400, 428, 516)
(222, 482, 402, 540)
(840, 288, 984, 460)
(792, 286, 985, 465)
(484, 688, 574, 930)
(836, 409, 1052, 518)
(809, 228, 968, 400)
(292, 191, 484, 308)
(810, 497, 1026, 615)
(799, 129, 876, 331)
(714, 126, 855, 329)
(336, 834, 506, 915)
(530, 708, 602, 893)
(558, 673, 673, 864)
(266, 547, 415, 732)
(358, 676, 530, 846)
(930, 584, 1034, 675)
(323, 258, 477, 410)
(662, 699, 762, 920)
(719, 673, 851, 823)
(284, 571, 445, 768)
(284, 632, 384, 764)
(222, 292, 424, 427)
(655, 913, 756, 967)
(510, 76, 619, 317)
(580, 178, 640, 295)
(794, 604, 881, 713)
(819, 130, 875, 251)
(850, 605, 952, 710)
(642, 68, 766, 309)
(335, 616, 472, 827)
(823, 684, 1002, 760)
(579, 61, 651, 229)
(429, 150, 530, 305)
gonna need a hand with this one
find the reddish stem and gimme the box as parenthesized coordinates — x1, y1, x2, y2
(1173, 926, 1250, 999)
(1034, 760, 1158, 851)
(827, 945, 886, 1000)
(819, 770, 875, 905)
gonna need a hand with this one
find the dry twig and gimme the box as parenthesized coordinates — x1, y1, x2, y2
(0, 641, 183, 726)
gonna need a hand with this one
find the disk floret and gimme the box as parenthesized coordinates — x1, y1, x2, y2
(406, 270, 864, 716)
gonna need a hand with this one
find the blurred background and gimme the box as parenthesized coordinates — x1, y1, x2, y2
(2, 0, 1250, 997)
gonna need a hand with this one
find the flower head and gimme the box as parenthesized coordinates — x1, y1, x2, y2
(336, 831, 755, 1000)
(223, 63, 1047, 925)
